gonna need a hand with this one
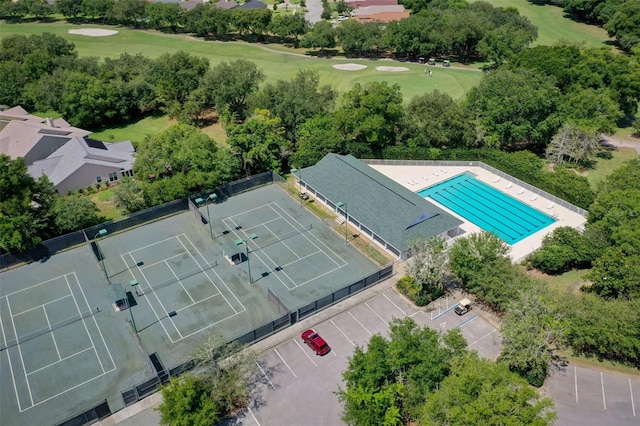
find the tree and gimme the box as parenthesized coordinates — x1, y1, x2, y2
(477, 21, 537, 66)
(145, 2, 184, 31)
(227, 110, 288, 176)
(0, 155, 56, 252)
(300, 21, 336, 55)
(448, 231, 509, 289)
(52, 195, 103, 233)
(55, 0, 83, 19)
(406, 236, 449, 294)
(584, 247, 640, 300)
(158, 333, 257, 426)
(499, 285, 567, 386)
(148, 51, 210, 116)
(252, 70, 337, 145)
(334, 82, 404, 157)
(158, 375, 220, 426)
(289, 114, 344, 167)
(111, 177, 146, 213)
(337, 318, 461, 424)
(545, 123, 600, 165)
(336, 20, 384, 57)
(405, 91, 474, 149)
(559, 88, 623, 134)
(466, 68, 562, 152)
(184, 4, 230, 37)
(200, 60, 265, 121)
(564, 293, 640, 365)
(605, 0, 640, 52)
(420, 353, 556, 425)
(269, 14, 309, 47)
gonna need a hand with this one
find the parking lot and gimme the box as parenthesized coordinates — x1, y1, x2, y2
(545, 364, 639, 426)
(227, 283, 502, 425)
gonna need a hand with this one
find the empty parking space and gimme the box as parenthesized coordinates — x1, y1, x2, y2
(241, 287, 502, 426)
(546, 365, 639, 425)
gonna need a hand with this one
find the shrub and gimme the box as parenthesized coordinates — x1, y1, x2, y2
(396, 275, 445, 306)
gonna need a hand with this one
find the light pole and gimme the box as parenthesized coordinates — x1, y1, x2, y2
(236, 233, 258, 284)
(127, 280, 139, 333)
(291, 168, 302, 206)
(94, 229, 108, 278)
(336, 202, 348, 244)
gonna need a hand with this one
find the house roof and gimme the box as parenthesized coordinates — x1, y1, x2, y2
(345, 0, 398, 7)
(0, 114, 90, 162)
(239, 0, 267, 9)
(28, 137, 135, 188)
(351, 5, 405, 15)
(353, 11, 409, 22)
(301, 154, 462, 252)
(215, 0, 238, 9)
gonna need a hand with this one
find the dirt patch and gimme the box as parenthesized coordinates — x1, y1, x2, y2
(332, 63, 367, 71)
(68, 29, 119, 37)
(376, 66, 409, 72)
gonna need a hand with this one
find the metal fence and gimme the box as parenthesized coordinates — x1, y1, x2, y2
(363, 159, 589, 216)
(56, 400, 111, 426)
(0, 172, 280, 270)
(118, 262, 395, 409)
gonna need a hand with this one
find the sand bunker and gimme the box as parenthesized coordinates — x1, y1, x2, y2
(68, 29, 119, 37)
(376, 66, 410, 72)
(332, 63, 368, 71)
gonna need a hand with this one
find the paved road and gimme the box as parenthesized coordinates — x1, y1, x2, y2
(305, 0, 322, 23)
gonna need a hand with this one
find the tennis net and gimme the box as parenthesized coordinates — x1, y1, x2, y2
(247, 224, 313, 252)
(137, 260, 218, 296)
(0, 309, 96, 352)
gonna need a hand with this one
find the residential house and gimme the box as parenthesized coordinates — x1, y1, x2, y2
(0, 106, 135, 194)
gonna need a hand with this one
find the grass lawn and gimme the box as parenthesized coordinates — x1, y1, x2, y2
(531, 268, 588, 294)
(89, 114, 174, 145)
(89, 188, 124, 221)
(0, 22, 483, 101)
(586, 147, 636, 189)
(484, 0, 614, 48)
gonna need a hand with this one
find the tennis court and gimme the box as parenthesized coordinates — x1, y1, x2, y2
(220, 202, 347, 290)
(0, 249, 154, 426)
(1, 183, 380, 425)
(0, 272, 115, 411)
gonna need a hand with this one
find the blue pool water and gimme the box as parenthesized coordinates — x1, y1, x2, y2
(417, 173, 556, 245)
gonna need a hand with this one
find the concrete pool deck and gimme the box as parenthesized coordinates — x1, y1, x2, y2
(369, 164, 587, 262)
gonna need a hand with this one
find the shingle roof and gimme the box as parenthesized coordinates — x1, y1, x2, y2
(302, 154, 462, 252)
(352, 11, 409, 22)
(215, 0, 238, 9)
(28, 137, 135, 189)
(239, 0, 267, 9)
(351, 4, 405, 15)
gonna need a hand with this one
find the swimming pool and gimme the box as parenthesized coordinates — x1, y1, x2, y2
(417, 173, 556, 245)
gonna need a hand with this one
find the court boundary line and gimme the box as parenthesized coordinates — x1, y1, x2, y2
(121, 234, 245, 344)
(1, 272, 116, 412)
(222, 202, 348, 290)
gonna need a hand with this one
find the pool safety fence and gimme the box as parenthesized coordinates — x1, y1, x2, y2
(363, 159, 589, 217)
(0, 172, 280, 270)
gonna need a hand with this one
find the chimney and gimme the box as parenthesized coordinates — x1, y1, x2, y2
(46, 117, 56, 127)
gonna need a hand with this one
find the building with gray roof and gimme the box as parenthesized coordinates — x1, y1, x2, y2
(297, 154, 463, 258)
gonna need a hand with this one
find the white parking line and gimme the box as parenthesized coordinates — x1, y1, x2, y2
(247, 406, 261, 425)
(467, 329, 497, 347)
(331, 319, 355, 346)
(383, 294, 406, 316)
(575, 366, 579, 404)
(349, 311, 372, 336)
(294, 339, 318, 367)
(630, 379, 636, 417)
(601, 372, 607, 410)
(365, 302, 389, 325)
(273, 348, 297, 378)
(255, 361, 275, 389)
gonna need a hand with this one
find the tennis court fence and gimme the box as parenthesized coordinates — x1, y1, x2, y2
(56, 399, 111, 426)
(118, 262, 395, 409)
(0, 172, 279, 270)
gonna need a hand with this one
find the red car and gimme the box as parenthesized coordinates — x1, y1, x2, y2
(301, 329, 330, 355)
